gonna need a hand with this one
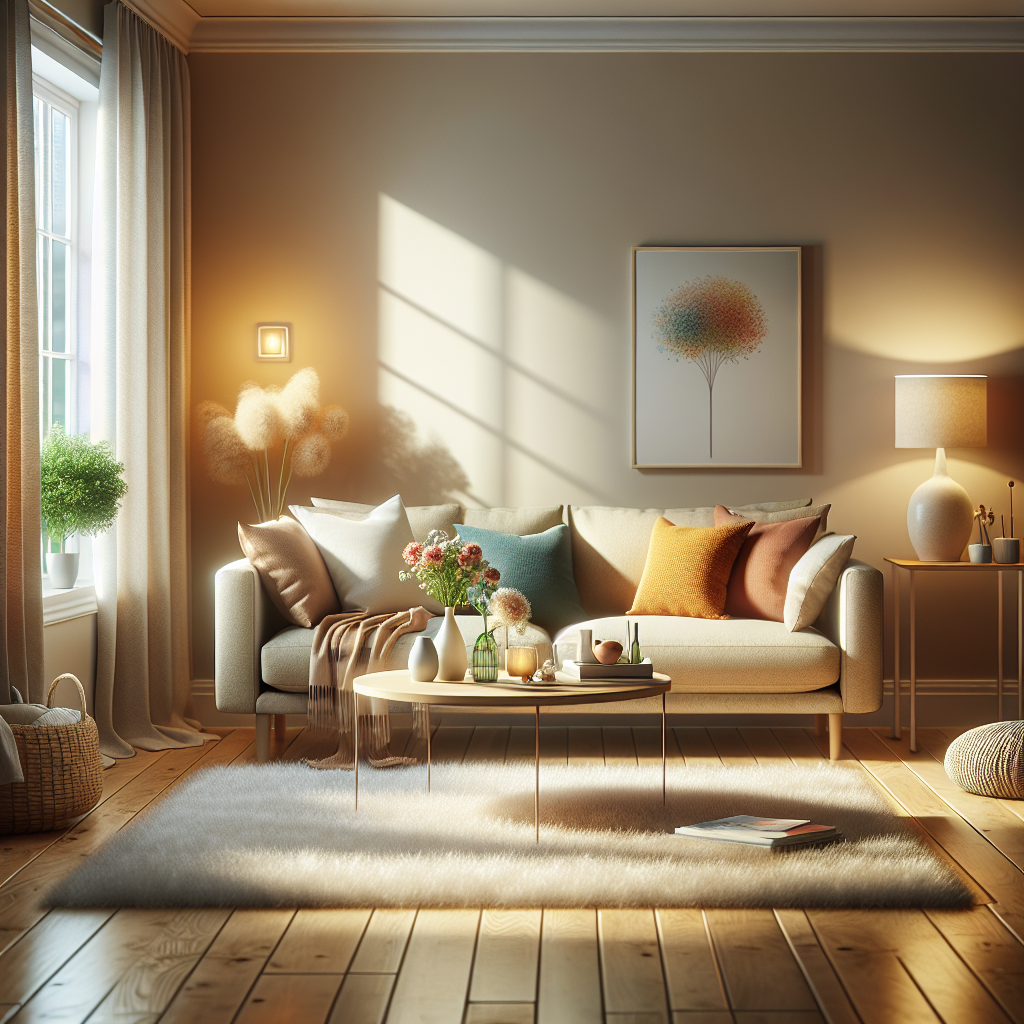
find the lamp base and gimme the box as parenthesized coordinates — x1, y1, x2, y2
(907, 448, 974, 561)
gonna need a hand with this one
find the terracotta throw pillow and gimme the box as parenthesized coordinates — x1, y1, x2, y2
(628, 517, 754, 619)
(714, 505, 821, 622)
(238, 517, 341, 628)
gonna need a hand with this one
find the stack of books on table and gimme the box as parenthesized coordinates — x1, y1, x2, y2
(673, 815, 841, 848)
(558, 658, 654, 682)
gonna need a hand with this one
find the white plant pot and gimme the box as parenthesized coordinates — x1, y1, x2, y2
(408, 636, 439, 683)
(434, 607, 468, 682)
(47, 552, 80, 590)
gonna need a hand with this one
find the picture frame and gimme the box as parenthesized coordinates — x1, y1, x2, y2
(632, 246, 802, 469)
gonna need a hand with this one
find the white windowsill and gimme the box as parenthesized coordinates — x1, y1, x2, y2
(42, 580, 97, 625)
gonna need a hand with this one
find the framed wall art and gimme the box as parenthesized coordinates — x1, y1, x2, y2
(632, 246, 802, 469)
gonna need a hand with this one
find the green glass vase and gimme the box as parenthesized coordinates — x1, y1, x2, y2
(472, 630, 499, 683)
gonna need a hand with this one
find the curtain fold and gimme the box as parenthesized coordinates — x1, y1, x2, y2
(2, 0, 44, 707)
(92, 0, 203, 755)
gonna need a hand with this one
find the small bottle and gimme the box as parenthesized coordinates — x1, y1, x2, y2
(630, 623, 642, 665)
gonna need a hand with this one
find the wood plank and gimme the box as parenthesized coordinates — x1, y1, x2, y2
(598, 909, 669, 1021)
(469, 910, 541, 1003)
(737, 728, 790, 764)
(159, 909, 295, 1024)
(707, 728, 757, 766)
(872, 728, 1024, 871)
(429, 726, 475, 764)
(266, 909, 372, 973)
(999, 798, 1024, 825)
(568, 726, 604, 765)
(349, 908, 417, 974)
(924, 908, 1024, 1024)
(771, 728, 825, 762)
(669, 1014, 734, 1024)
(537, 909, 602, 1024)
(603, 727, 638, 766)
(636, 726, 681, 766)
(773, 909, 861, 1024)
(673, 728, 720, 766)
(326, 972, 394, 1024)
(705, 910, 816, 1012)
(464, 726, 511, 764)
(540, 725, 568, 766)
(464, 1005, 534, 1024)
(234, 973, 342, 1024)
(914, 726, 960, 761)
(732, 1013, 823, 1023)
(79, 908, 231, 1023)
(655, 910, 728, 1012)
(505, 726, 537, 764)
(842, 728, 1024, 942)
(386, 909, 480, 1024)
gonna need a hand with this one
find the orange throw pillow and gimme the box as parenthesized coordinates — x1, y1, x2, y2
(714, 505, 821, 622)
(238, 517, 341, 628)
(628, 517, 754, 619)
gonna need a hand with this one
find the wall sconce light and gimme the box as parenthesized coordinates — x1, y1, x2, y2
(257, 324, 290, 361)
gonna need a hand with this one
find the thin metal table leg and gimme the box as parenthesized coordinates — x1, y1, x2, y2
(662, 692, 667, 805)
(535, 705, 540, 843)
(354, 699, 359, 811)
(426, 704, 431, 794)
(892, 564, 901, 739)
(1018, 570, 1023, 721)
(910, 570, 917, 754)
(998, 572, 1005, 722)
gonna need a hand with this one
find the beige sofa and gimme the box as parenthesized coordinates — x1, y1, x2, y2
(214, 499, 883, 760)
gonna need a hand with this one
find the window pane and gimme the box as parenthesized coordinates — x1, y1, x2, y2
(52, 110, 68, 237)
(41, 354, 51, 436)
(39, 235, 51, 352)
(51, 240, 67, 352)
(51, 357, 67, 432)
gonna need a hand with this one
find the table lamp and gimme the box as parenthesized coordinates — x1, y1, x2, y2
(895, 375, 987, 561)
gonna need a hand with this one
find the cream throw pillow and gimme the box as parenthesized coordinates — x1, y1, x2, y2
(784, 534, 856, 631)
(309, 497, 462, 542)
(292, 495, 443, 615)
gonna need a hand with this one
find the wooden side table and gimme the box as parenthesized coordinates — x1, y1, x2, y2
(885, 558, 1024, 752)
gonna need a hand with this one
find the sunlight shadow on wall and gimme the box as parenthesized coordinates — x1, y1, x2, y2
(378, 194, 616, 508)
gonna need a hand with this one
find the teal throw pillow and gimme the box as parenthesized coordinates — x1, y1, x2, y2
(454, 523, 587, 636)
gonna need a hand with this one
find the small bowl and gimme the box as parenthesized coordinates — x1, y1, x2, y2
(593, 641, 623, 665)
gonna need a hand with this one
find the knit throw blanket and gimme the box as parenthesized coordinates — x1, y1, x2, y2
(306, 607, 433, 771)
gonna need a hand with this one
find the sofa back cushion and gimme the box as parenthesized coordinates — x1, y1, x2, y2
(461, 506, 564, 536)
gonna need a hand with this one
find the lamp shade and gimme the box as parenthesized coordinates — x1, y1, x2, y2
(895, 375, 986, 449)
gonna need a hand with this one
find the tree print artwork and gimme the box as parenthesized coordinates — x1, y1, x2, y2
(653, 275, 768, 457)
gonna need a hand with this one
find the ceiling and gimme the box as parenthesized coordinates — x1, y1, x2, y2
(181, 1, 1024, 16)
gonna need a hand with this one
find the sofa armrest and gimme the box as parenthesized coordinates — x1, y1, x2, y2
(214, 558, 287, 714)
(814, 558, 883, 714)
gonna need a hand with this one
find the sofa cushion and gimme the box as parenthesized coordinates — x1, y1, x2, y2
(628, 518, 754, 619)
(309, 497, 462, 542)
(262, 615, 554, 693)
(553, 616, 839, 694)
(461, 506, 564, 535)
(785, 534, 857, 631)
(455, 522, 587, 636)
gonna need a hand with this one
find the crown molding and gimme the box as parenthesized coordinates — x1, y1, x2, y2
(187, 15, 1024, 53)
(122, 0, 201, 53)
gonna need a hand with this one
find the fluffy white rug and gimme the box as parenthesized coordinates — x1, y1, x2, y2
(47, 761, 972, 909)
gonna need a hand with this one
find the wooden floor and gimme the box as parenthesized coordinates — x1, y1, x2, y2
(0, 722, 1021, 1024)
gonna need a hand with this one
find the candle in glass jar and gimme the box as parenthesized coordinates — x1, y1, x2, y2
(506, 646, 538, 682)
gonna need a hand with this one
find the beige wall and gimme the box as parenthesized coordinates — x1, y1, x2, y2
(188, 51, 1023, 687)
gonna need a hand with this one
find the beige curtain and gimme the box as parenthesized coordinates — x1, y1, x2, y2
(92, 1, 204, 755)
(1, 0, 44, 707)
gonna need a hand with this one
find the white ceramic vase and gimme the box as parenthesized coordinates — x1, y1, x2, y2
(47, 552, 80, 590)
(408, 636, 439, 682)
(907, 448, 974, 561)
(434, 607, 468, 682)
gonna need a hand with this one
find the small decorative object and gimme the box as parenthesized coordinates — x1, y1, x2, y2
(577, 628, 598, 664)
(408, 636, 439, 683)
(539, 659, 557, 682)
(401, 532, 501, 683)
(467, 556, 503, 684)
(488, 587, 532, 653)
(895, 375, 987, 561)
(593, 640, 623, 665)
(199, 368, 349, 523)
(633, 246, 802, 468)
(630, 622, 642, 664)
(41, 425, 127, 590)
(969, 505, 994, 563)
(944, 721, 1023, 799)
(993, 482, 1019, 564)
(506, 646, 538, 682)
(256, 323, 290, 361)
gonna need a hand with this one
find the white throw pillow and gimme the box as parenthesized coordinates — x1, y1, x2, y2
(784, 534, 856, 631)
(291, 495, 443, 615)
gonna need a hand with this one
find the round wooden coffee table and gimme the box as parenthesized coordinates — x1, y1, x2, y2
(353, 670, 672, 840)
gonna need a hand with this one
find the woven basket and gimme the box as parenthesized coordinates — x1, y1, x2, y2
(944, 721, 1024, 800)
(1, 674, 104, 834)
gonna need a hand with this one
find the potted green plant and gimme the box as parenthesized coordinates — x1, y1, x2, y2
(41, 425, 127, 589)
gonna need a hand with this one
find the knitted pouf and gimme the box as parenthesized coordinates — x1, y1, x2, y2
(944, 722, 1024, 799)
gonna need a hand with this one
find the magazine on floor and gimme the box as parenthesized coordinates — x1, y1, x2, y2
(673, 814, 841, 848)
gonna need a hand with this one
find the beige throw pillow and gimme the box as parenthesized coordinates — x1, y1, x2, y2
(784, 534, 856, 631)
(292, 495, 443, 615)
(309, 497, 463, 542)
(238, 517, 341, 628)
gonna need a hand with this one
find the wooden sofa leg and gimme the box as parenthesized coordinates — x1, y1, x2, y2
(814, 714, 827, 737)
(828, 713, 843, 761)
(273, 714, 287, 740)
(256, 714, 271, 763)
